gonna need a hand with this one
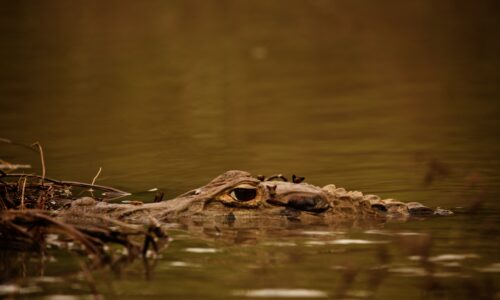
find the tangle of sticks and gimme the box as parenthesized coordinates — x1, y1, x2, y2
(0, 138, 169, 270)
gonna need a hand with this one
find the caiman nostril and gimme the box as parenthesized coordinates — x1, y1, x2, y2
(287, 195, 329, 212)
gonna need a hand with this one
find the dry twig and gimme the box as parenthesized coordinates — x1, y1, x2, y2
(31, 142, 46, 185)
(3, 173, 129, 199)
(20, 177, 27, 210)
(90, 167, 102, 191)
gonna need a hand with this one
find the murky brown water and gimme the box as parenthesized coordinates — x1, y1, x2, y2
(1, 1, 500, 299)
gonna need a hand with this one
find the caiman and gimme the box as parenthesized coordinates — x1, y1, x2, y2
(60, 170, 452, 227)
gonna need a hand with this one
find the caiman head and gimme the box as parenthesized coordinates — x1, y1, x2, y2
(147, 170, 386, 224)
(203, 170, 331, 212)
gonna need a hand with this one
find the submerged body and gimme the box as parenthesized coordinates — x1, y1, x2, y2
(61, 170, 452, 227)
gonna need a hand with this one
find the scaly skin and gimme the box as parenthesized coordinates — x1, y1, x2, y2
(59, 170, 452, 228)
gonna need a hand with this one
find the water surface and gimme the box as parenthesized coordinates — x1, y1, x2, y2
(1, 1, 499, 299)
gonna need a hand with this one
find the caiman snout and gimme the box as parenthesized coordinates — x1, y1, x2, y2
(282, 193, 330, 212)
(265, 183, 330, 212)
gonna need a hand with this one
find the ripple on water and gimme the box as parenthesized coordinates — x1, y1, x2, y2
(396, 232, 427, 236)
(304, 241, 328, 246)
(32, 277, 64, 283)
(409, 253, 480, 262)
(263, 241, 297, 247)
(0, 284, 42, 296)
(429, 254, 480, 262)
(184, 247, 219, 253)
(232, 288, 328, 298)
(169, 261, 201, 268)
(329, 239, 388, 245)
(300, 231, 344, 236)
(304, 239, 387, 246)
(477, 262, 500, 273)
(0, 284, 19, 296)
(389, 267, 428, 277)
(363, 229, 393, 236)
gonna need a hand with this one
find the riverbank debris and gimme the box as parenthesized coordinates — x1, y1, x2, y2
(0, 139, 169, 271)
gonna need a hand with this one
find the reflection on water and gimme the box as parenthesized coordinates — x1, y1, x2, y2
(1, 0, 500, 299)
(1, 215, 500, 299)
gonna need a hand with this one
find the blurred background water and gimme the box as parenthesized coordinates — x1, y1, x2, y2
(1, 1, 499, 299)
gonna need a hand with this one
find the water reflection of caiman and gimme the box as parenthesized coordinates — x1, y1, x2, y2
(62, 170, 452, 227)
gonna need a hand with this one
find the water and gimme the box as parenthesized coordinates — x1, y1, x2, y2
(1, 1, 500, 299)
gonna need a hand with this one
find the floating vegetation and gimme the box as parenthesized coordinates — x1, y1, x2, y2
(0, 139, 170, 277)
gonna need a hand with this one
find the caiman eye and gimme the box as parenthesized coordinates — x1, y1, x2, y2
(230, 188, 257, 202)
